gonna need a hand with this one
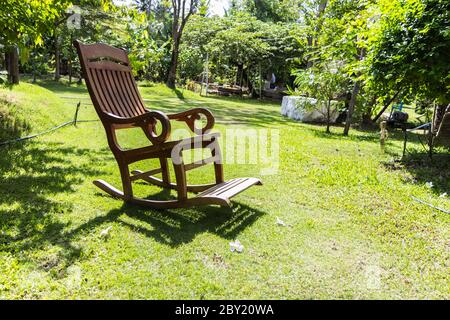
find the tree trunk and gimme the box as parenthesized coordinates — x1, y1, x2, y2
(5, 51, 10, 77)
(68, 59, 72, 84)
(6, 46, 19, 84)
(32, 57, 37, 83)
(1, 52, 4, 70)
(326, 99, 331, 133)
(362, 96, 377, 126)
(343, 80, 361, 136)
(167, 33, 180, 89)
(54, 30, 61, 81)
(372, 90, 401, 122)
(236, 64, 243, 86)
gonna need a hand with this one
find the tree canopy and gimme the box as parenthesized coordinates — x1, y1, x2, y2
(370, 0, 450, 104)
(1, 0, 449, 132)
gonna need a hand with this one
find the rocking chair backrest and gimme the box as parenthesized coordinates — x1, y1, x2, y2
(74, 41, 147, 120)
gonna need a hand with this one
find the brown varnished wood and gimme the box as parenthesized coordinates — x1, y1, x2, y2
(79, 43, 130, 65)
(131, 170, 218, 193)
(89, 69, 112, 114)
(87, 60, 131, 72)
(74, 40, 261, 209)
(168, 108, 215, 134)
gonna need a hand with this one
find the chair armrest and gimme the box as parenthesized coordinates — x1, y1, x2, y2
(170, 133, 221, 165)
(168, 108, 215, 134)
(105, 110, 171, 144)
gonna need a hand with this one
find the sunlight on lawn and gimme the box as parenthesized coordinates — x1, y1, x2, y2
(0, 81, 449, 299)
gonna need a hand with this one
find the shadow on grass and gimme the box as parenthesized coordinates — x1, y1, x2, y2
(171, 88, 185, 100)
(382, 150, 450, 196)
(124, 203, 263, 246)
(67, 196, 265, 248)
(307, 125, 412, 144)
(0, 141, 265, 276)
(0, 142, 109, 276)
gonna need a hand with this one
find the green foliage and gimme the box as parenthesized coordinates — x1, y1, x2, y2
(0, 0, 71, 47)
(236, 0, 302, 22)
(370, 0, 450, 104)
(294, 63, 347, 102)
(181, 13, 305, 87)
(293, 0, 387, 127)
(124, 3, 172, 81)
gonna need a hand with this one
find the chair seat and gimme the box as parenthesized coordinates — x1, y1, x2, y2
(196, 178, 262, 201)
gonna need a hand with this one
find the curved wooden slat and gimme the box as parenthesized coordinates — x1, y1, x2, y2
(78, 42, 129, 65)
(124, 71, 147, 114)
(121, 72, 142, 114)
(98, 69, 121, 116)
(88, 69, 113, 114)
(86, 60, 131, 72)
(104, 69, 130, 118)
(115, 70, 138, 117)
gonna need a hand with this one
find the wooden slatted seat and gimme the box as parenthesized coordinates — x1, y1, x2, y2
(74, 41, 262, 209)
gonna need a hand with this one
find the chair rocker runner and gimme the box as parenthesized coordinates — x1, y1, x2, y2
(74, 41, 262, 209)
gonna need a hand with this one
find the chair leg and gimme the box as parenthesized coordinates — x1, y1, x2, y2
(212, 138, 224, 184)
(173, 163, 188, 201)
(159, 157, 171, 184)
(118, 161, 133, 201)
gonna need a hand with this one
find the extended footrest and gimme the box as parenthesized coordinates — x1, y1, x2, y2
(196, 178, 262, 204)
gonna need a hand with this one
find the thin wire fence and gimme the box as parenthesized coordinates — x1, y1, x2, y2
(0, 102, 99, 147)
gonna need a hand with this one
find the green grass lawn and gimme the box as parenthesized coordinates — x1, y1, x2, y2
(0, 80, 449, 299)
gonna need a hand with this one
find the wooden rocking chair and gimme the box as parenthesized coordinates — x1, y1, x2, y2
(74, 41, 262, 209)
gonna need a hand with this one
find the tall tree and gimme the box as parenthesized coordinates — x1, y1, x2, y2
(239, 0, 302, 22)
(167, 0, 202, 88)
(132, 0, 173, 81)
(180, 13, 304, 93)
